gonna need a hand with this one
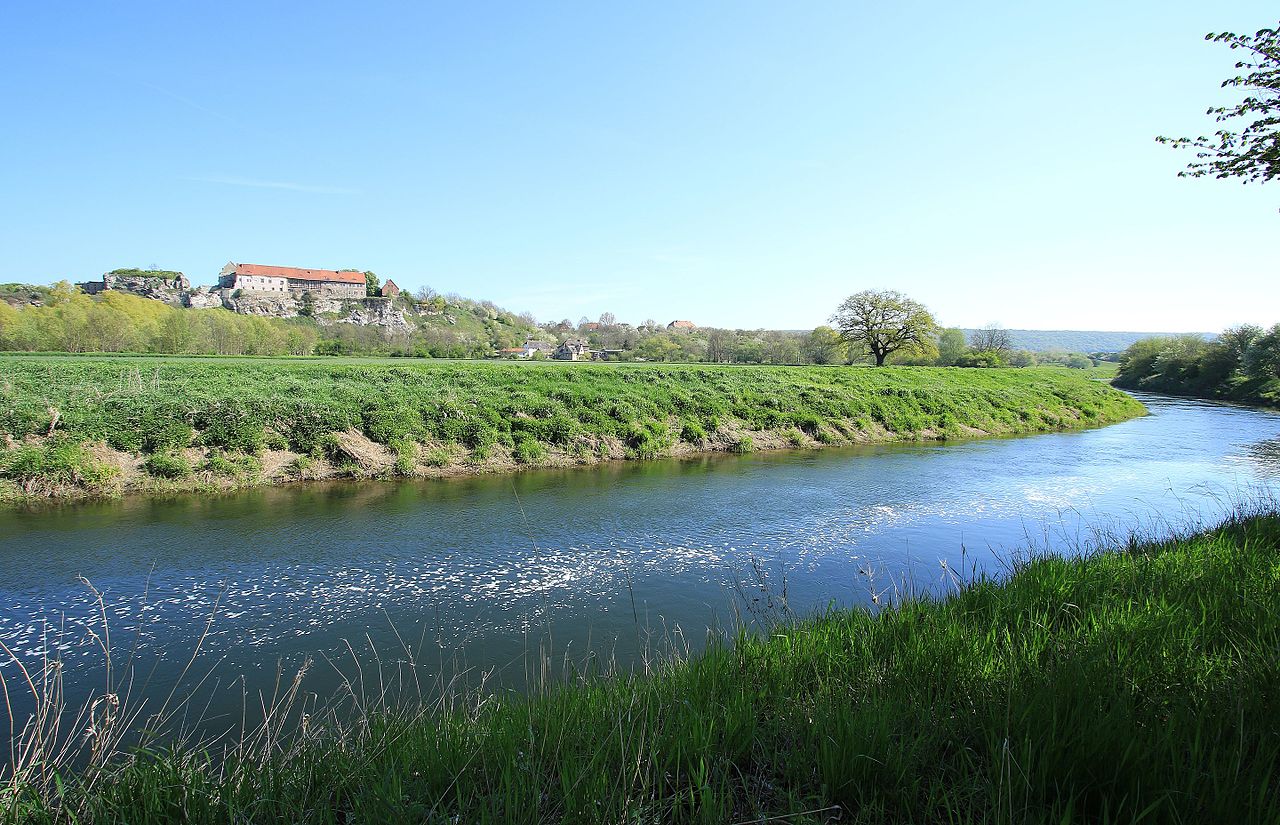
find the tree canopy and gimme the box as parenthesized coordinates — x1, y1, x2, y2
(936, 327, 967, 366)
(1157, 24, 1280, 188)
(830, 290, 938, 367)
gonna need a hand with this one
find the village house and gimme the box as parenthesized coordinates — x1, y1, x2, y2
(498, 339, 556, 359)
(553, 338, 593, 361)
(218, 262, 366, 298)
(667, 319, 697, 332)
(380, 280, 401, 299)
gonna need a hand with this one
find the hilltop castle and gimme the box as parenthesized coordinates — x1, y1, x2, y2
(217, 262, 365, 298)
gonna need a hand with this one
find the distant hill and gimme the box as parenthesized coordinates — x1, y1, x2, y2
(958, 329, 1213, 354)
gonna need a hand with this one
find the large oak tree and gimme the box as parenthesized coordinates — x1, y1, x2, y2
(830, 290, 938, 366)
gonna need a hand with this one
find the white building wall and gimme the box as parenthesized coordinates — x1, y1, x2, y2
(233, 275, 288, 293)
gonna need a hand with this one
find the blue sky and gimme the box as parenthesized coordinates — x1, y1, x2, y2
(1, 1, 1276, 331)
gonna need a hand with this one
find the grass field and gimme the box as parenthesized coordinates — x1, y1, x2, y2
(0, 355, 1145, 502)
(4, 507, 1276, 823)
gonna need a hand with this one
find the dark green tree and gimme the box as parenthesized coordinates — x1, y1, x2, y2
(1243, 324, 1280, 380)
(1157, 24, 1280, 187)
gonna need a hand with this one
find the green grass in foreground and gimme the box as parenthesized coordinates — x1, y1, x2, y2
(0, 356, 1145, 500)
(5, 509, 1278, 823)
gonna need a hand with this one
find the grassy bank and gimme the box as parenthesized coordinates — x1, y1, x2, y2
(0, 356, 1145, 503)
(5, 509, 1277, 823)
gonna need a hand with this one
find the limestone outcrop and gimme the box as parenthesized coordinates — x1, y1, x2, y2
(79, 272, 415, 333)
(183, 288, 223, 309)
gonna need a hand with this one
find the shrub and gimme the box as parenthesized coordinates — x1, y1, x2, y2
(679, 420, 706, 443)
(363, 405, 420, 445)
(513, 437, 547, 465)
(462, 420, 499, 450)
(143, 451, 191, 479)
(0, 399, 51, 439)
(196, 400, 266, 453)
(0, 438, 116, 493)
(730, 435, 756, 454)
(390, 438, 417, 476)
(623, 421, 669, 460)
(789, 411, 823, 436)
(199, 451, 237, 476)
(278, 400, 355, 453)
(100, 399, 193, 453)
(200, 451, 260, 478)
(955, 351, 1005, 368)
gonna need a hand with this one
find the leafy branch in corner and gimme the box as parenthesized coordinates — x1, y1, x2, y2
(1156, 24, 1279, 186)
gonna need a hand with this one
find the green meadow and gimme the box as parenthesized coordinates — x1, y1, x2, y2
(0, 355, 1144, 501)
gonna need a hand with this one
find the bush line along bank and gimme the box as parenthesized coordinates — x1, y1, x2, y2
(7, 509, 1277, 823)
(0, 357, 1145, 501)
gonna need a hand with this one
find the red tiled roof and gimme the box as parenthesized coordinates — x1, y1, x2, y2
(233, 263, 366, 284)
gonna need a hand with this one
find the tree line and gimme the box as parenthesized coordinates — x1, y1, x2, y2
(0, 285, 320, 355)
(1114, 325, 1280, 405)
(0, 281, 1111, 368)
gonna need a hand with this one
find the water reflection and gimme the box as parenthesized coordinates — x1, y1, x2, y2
(1243, 437, 1280, 476)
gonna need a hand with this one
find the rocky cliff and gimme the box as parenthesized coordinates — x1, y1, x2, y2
(220, 292, 413, 333)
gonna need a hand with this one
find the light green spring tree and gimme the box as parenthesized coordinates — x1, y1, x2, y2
(830, 290, 938, 366)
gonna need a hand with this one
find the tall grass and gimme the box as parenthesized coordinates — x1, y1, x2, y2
(3, 506, 1277, 823)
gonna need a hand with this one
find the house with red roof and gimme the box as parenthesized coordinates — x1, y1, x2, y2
(218, 262, 366, 299)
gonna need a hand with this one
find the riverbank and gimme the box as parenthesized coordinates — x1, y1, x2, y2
(5, 507, 1276, 823)
(0, 356, 1145, 504)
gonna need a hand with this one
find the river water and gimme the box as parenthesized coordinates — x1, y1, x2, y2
(1, 393, 1278, 733)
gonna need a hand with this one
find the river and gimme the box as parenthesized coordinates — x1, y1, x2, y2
(1, 393, 1278, 737)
